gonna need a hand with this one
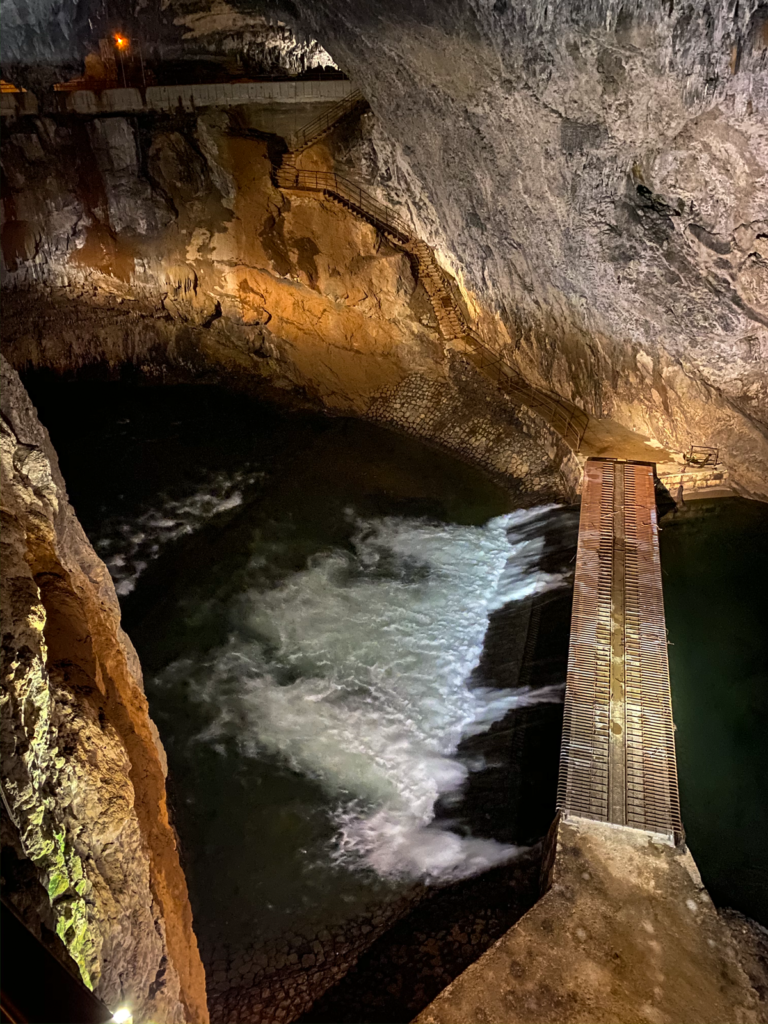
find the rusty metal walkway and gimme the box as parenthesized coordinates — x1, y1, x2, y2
(557, 459, 683, 843)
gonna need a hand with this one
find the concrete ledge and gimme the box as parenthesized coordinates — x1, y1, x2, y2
(0, 93, 39, 117)
(1, 80, 355, 117)
(415, 818, 764, 1024)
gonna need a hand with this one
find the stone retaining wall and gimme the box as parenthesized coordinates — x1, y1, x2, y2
(657, 462, 731, 497)
(367, 356, 582, 504)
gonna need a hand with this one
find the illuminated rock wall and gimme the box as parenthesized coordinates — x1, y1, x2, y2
(0, 356, 209, 1023)
(279, 0, 768, 500)
(0, 109, 577, 498)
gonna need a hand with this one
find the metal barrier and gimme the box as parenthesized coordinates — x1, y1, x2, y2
(684, 445, 719, 467)
(275, 167, 411, 242)
(287, 89, 365, 152)
(415, 247, 591, 450)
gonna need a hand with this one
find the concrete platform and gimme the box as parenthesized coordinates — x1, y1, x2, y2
(415, 818, 766, 1024)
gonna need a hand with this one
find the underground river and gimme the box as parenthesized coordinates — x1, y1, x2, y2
(659, 496, 768, 929)
(25, 376, 576, 1023)
(22, 375, 768, 1022)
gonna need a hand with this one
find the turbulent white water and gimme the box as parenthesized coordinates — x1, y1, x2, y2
(95, 469, 262, 594)
(157, 507, 566, 883)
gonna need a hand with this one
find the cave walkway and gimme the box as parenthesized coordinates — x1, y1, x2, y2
(557, 458, 682, 844)
(275, 95, 596, 452)
(275, 90, 676, 463)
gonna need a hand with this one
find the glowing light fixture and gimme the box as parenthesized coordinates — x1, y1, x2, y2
(111, 1009, 133, 1024)
(114, 35, 128, 49)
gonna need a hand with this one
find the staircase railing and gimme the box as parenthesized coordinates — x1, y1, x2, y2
(421, 256, 590, 450)
(276, 167, 411, 242)
(275, 167, 590, 451)
(460, 332, 590, 450)
(287, 89, 365, 152)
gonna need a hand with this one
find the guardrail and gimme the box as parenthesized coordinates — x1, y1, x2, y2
(287, 88, 365, 152)
(275, 167, 411, 242)
(276, 166, 590, 451)
(460, 334, 590, 451)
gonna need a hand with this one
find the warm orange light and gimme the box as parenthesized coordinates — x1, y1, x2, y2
(114, 35, 128, 49)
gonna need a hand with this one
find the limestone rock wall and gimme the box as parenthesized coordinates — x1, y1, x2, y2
(0, 356, 208, 1024)
(368, 355, 581, 502)
(0, 2, 335, 90)
(1, 2, 767, 498)
(278, 0, 768, 499)
(0, 107, 574, 499)
(0, 108, 440, 414)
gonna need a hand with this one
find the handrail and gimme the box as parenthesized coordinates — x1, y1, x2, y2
(275, 164, 590, 451)
(460, 332, 590, 450)
(276, 167, 411, 241)
(409, 243, 590, 450)
(287, 89, 365, 152)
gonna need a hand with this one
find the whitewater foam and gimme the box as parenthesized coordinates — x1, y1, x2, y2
(95, 468, 263, 594)
(157, 507, 567, 883)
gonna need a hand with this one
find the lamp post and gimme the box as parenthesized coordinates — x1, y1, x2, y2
(114, 34, 128, 88)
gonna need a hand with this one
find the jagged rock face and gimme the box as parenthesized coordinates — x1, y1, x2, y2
(0, 357, 208, 1024)
(1, 1, 767, 495)
(0, 111, 435, 406)
(0, 109, 577, 497)
(276, 0, 768, 498)
(0, 0, 335, 89)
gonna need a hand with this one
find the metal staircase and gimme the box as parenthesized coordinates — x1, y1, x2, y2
(286, 89, 366, 154)
(275, 96, 590, 452)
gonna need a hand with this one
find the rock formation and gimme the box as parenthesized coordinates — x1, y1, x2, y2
(2, 0, 767, 497)
(276, 0, 768, 498)
(1, 2, 767, 1018)
(0, 356, 208, 1023)
(0, 108, 577, 500)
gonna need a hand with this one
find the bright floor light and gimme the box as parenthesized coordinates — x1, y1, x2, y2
(111, 1009, 133, 1024)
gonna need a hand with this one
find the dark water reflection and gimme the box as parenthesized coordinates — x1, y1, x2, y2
(23, 376, 577, 1022)
(660, 497, 768, 926)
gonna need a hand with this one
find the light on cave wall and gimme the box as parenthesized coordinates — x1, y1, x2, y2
(114, 35, 129, 50)
(110, 1008, 133, 1024)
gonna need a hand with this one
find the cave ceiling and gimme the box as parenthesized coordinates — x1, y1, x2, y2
(2, 0, 767, 488)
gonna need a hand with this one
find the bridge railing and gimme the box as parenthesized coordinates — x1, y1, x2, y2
(287, 89, 365, 152)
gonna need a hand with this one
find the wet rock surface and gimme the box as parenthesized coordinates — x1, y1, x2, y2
(415, 818, 768, 1024)
(279, 0, 768, 498)
(202, 892, 428, 1024)
(300, 852, 542, 1024)
(368, 354, 581, 502)
(0, 357, 208, 1023)
(198, 853, 543, 1024)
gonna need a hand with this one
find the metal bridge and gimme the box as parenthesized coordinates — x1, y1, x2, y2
(557, 459, 682, 843)
(273, 86, 684, 844)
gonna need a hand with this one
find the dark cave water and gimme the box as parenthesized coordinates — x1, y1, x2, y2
(24, 376, 577, 1023)
(660, 497, 768, 928)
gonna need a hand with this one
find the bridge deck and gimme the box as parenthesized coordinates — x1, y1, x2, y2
(557, 459, 682, 843)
